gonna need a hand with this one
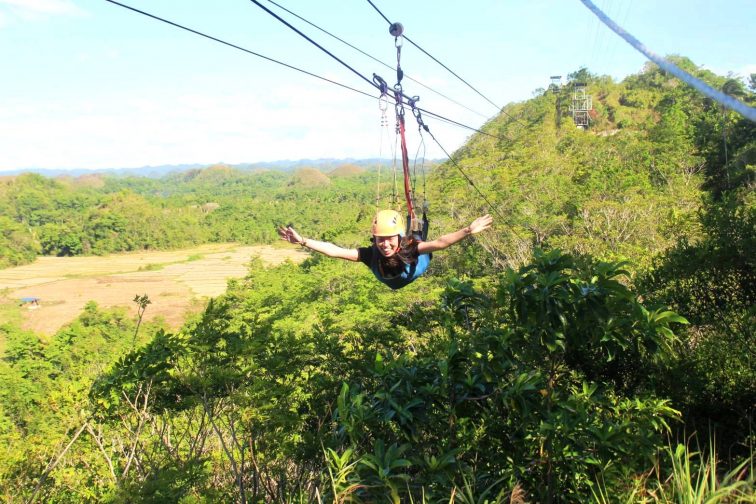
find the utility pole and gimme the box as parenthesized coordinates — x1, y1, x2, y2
(551, 75, 564, 128)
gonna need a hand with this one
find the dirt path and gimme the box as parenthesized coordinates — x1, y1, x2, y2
(0, 244, 306, 337)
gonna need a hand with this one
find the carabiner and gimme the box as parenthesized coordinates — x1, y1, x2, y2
(372, 73, 389, 96)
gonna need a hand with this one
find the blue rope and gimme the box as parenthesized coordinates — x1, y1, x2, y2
(579, 0, 756, 123)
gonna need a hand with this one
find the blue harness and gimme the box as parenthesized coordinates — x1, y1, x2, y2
(367, 246, 431, 290)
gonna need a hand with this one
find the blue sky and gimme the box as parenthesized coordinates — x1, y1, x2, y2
(1, 0, 754, 172)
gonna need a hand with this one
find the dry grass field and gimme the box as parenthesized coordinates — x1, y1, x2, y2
(0, 244, 306, 338)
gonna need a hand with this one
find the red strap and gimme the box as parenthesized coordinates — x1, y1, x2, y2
(397, 114, 416, 225)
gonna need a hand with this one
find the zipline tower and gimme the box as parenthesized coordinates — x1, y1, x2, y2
(569, 82, 592, 128)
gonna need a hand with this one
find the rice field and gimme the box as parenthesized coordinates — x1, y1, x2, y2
(0, 243, 306, 337)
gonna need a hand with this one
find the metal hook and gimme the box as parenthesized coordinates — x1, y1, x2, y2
(372, 73, 388, 95)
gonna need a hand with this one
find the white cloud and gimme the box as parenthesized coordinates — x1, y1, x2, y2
(1, 84, 429, 170)
(0, 0, 82, 21)
(0, 68, 479, 171)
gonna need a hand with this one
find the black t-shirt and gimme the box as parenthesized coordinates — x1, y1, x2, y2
(358, 245, 408, 279)
(357, 244, 431, 290)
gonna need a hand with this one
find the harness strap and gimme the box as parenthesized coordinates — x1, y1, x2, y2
(396, 111, 416, 227)
(381, 21, 427, 238)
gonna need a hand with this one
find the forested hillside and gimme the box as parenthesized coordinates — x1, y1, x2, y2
(0, 163, 388, 268)
(1, 59, 753, 502)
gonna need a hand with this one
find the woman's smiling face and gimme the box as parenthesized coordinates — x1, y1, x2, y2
(375, 235, 400, 257)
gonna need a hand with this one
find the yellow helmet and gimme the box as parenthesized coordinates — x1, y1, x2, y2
(371, 209, 405, 237)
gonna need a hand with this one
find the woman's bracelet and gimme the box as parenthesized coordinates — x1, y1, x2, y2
(299, 238, 308, 248)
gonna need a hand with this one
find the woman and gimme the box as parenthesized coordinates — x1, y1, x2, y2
(278, 210, 493, 289)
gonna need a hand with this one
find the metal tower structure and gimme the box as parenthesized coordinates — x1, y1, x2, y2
(569, 82, 593, 128)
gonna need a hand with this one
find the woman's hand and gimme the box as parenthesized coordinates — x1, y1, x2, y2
(467, 214, 493, 235)
(278, 225, 304, 245)
(418, 214, 493, 254)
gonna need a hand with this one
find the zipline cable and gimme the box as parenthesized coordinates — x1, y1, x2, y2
(365, 0, 501, 112)
(607, 0, 634, 66)
(422, 126, 526, 241)
(419, 104, 544, 151)
(247, 0, 512, 140)
(105, 0, 530, 253)
(102, 1, 514, 150)
(579, 0, 756, 123)
(102, 0, 376, 100)
(102, 0, 496, 140)
(418, 107, 510, 140)
(365, 0, 534, 129)
(248, 0, 378, 91)
(264, 0, 490, 119)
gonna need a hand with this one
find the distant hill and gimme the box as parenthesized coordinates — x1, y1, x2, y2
(0, 158, 440, 179)
(288, 167, 331, 188)
(0, 164, 207, 179)
(328, 164, 366, 177)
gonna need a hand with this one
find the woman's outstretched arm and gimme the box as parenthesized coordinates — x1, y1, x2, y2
(277, 226, 360, 261)
(417, 214, 493, 254)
